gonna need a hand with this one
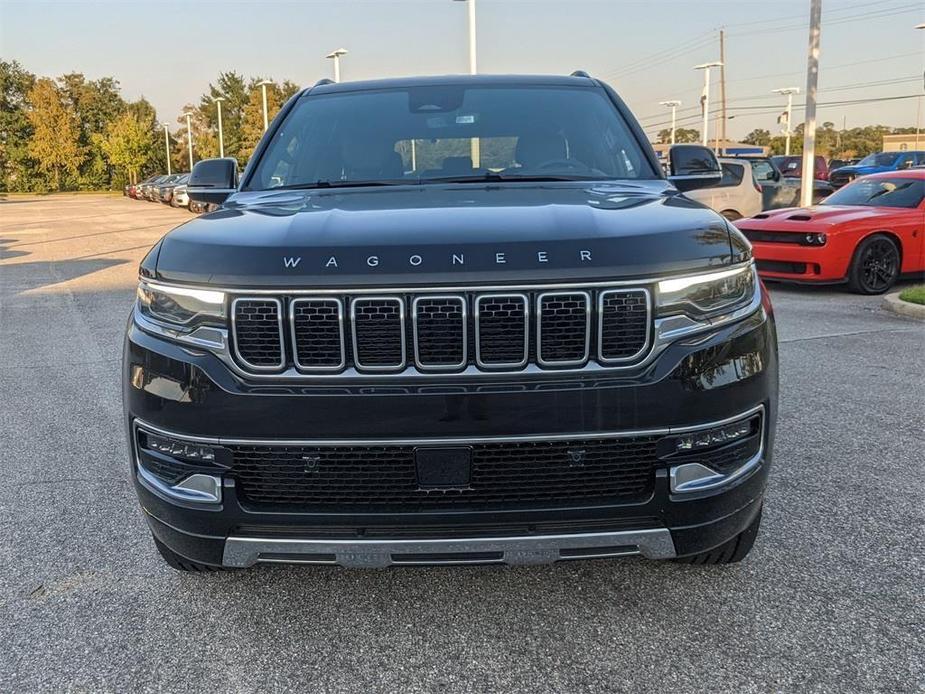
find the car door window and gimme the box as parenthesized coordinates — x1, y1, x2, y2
(719, 163, 744, 188)
(750, 161, 775, 182)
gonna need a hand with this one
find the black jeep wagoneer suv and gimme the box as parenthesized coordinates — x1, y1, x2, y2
(124, 74, 777, 570)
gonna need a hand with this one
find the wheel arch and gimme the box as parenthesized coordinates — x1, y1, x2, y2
(856, 228, 903, 264)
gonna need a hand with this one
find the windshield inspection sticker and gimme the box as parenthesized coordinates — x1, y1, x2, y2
(456, 115, 476, 124)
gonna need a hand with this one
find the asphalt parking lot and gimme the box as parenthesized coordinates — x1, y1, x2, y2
(1, 194, 923, 692)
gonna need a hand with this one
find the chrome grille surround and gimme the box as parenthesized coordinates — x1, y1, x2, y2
(136, 264, 763, 382)
(474, 293, 530, 370)
(350, 296, 407, 371)
(536, 290, 591, 367)
(289, 297, 346, 372)
(597, 288, 652, 365)
(412, 295, 468, 371)
(230, 297, 286, 372)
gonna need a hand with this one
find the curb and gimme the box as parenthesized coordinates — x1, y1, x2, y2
(882, 292, 925, 320)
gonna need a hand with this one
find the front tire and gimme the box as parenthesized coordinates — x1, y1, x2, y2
(847, 233, 900, 295)
(674, 507, 762, 565)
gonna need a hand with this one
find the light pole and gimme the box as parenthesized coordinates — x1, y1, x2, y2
(772, 88, 800, 156)
(916, 24, 924, 149)
(256, 79, 273, 132)
(659, 100, 681, 145)
(694, 62, 723, 147)
(325, 48, 348, 83)
(213, 96, 226, 158)
(799, 0, 822, 208)
(162, 122, 171, 175)
(183, 111, 195, 171)
(453, 0, 479, 165)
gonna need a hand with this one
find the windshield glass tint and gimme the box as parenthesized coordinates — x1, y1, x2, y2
(246, 85, 655, 189)
(858, 153, 898, 167)
(824, 177, 924, 208)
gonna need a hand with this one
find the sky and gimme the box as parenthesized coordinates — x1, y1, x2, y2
(1, 0, 923, 141)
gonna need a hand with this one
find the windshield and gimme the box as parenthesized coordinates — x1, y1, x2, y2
(823, 177, 924, 208)
(246, 84, 656, 190)
(858, 153, 898, 167)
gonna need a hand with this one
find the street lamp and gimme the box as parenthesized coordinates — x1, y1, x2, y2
(256, 79, 274, 132)
(772, 88, 800, 156)
(659, 100, 681, 145)
(325, 48, 348, 83)
(916, 24, 924, 149)
(182, 111, 195, 171)
(694, 62, 723, 147)
(162, 122, 171, 175)
(212, 96, 226, 158)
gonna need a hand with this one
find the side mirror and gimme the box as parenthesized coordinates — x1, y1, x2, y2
(188, 158, 238, 205)
(897, 159, 913, 170)
(668, 145, 722, 192)
(769, 169, 781, 182)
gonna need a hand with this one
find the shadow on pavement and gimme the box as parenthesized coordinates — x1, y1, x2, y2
(1, 258, 130, 293)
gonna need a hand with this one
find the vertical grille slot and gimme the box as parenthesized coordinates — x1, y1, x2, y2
(598, 289, 651, 363)
(475, 294, 529, 369)
(290, 298, 345, 372)
(231, 298, 285, 371)
(413, 296, 467, 370)
(537, 291, 590, 366)
(351, 297, 406, 371)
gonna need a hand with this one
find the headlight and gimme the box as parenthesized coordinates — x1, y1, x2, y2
(656, 264, 756, 318)
(136, 280, 225, 328)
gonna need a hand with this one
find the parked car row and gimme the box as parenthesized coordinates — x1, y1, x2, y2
(124, 172, 211, 213)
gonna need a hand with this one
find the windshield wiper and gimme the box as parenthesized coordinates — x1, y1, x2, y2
(421, 172, 603, 184)
(273, 179, 407, 191)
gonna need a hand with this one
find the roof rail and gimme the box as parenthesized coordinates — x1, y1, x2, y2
(314, 78, 335, 87)
(570, 70, 591, 78)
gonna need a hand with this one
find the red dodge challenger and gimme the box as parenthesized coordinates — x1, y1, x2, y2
(737, 170, 925, 294)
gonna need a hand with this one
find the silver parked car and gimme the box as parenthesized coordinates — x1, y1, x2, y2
(685, 157, 762, 221)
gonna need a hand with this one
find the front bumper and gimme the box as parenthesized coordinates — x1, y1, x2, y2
(123, 294, 778, 568)
(751, 239, 852, 283)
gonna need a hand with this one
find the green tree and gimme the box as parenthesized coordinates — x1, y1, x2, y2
(240, 78, 301, 162)
(0, 60, 37, 192)
(656, 127, 699, 144)
(101, 111, 154, 184)
(197, 72, 248, 162)
(26, 78, 83, 190)
(58, 73, 126, 188)
(743, 129, 771, 147)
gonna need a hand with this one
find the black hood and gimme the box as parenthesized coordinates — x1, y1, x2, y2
(154, 181, 738, 288)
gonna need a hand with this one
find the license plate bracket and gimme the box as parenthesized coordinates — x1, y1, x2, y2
(415, 447, 472, 488)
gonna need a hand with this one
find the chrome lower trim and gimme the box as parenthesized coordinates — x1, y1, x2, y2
(221, 528, 677, 567)
(131, 404, 764, 448)
(137, 465, 222, 504)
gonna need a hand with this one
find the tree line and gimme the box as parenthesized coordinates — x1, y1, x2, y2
(0, 60, 299, 192)
(656, 122, 918, 157)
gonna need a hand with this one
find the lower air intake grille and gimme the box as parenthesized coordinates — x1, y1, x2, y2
(599, 290, 650, 362)
(232, 299, 284, 369)
(229, 435, 661, 509)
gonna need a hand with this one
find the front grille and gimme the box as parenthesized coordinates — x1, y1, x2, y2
(742, 230, 813, 245)
(228, 435, 662, 509)
(231, 298, 284, 369)
(229, 286, 653, 376)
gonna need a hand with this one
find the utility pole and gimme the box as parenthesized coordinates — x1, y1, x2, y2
(162, 123, 171, 175)
(773, 87, 800, 155)
(257, 79, 273, 131)
(719, 29, 727, 154)
(183, 111, 195, 171)
(799, 0, 822, 208)
(454, 0, 479, 167)
(213, 96, 226, 158)
(695, 62, 723, 147)
(660, 100, 681, 144)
